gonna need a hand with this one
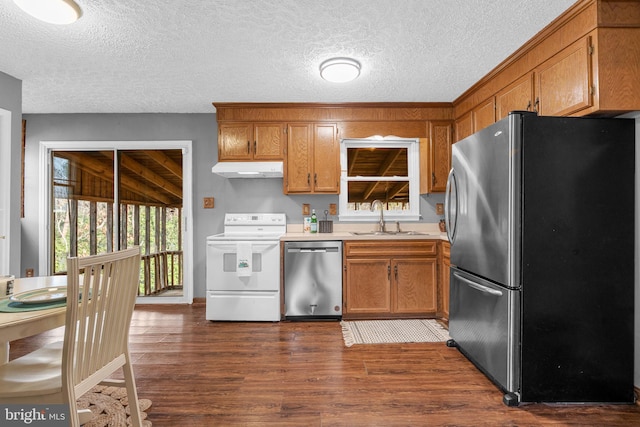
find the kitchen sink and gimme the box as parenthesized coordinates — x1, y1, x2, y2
(350, 230, 430, 236)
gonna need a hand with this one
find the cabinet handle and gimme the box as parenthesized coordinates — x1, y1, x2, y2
(394, 264, 398, 281)
(253, 141, 256, 155)
(314, 173, 317, 185)
(387, 264, 391, 281)
(534, 97, 539, 113)
(432, 172, 436, 186)
(526, 100, 531, 111)
(246, 141, 250, 154)
(307, 173, 310, 185)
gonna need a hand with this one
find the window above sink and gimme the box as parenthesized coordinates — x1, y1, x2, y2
(339, 137, 420, 222)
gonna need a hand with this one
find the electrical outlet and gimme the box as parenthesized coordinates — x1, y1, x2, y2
(26, 268, 34, 277)
(436, 203, 444, 215)
(203, 197, 215, 209)
(329, 203, 337, 216)
(302, 204, 310, 215)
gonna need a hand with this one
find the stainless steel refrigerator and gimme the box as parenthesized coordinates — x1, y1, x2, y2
(444, 111, 635, 406)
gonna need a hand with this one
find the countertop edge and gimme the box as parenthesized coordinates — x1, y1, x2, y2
(280, 232, 449, 242)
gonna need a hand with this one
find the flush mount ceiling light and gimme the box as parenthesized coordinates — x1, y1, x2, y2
(13, 0, 82, 25)
(319, 58, 361, 83)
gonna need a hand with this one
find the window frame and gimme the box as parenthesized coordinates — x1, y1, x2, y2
(338, 137, 420, 222)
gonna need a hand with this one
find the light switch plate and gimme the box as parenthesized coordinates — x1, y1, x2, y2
(302, 204, 310, 215)
(436, 203, 444, 215)
(329, 203, 337, 216)
(203, 197, 215, 209)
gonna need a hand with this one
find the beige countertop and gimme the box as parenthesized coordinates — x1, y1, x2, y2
(281, 222, 449, 242)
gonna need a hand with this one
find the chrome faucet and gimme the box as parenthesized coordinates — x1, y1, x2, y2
(371, 200, 386, 232)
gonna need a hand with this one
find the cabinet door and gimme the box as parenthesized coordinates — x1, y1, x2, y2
(440, 242, 451, 319)
(535, 36, 593, 116)
(218, 123, 252, 160)
(496, 73, 534, 121)
(254, 123, 284, 160)
(472, 98, 496, 134)
(345, 259, 391, 314)
(427, 121, 452, 193)
(442, 259, 450, 319)
(392, 258, 437, 314)
(285, 124, 312, 193)
(455, 112, 473, 142)
(312, 123, 339, 193)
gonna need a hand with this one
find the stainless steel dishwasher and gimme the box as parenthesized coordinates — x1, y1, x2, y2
(284, 241, 342, 320)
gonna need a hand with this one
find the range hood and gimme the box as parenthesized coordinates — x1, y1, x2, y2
(211, 161, 283, 178)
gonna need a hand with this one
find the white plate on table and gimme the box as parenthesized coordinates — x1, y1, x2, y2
(9, 287, 67, 304)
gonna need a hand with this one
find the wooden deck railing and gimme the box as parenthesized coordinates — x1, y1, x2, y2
(140, 250, 183, 296)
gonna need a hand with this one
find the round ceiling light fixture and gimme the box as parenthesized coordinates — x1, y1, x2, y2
(13, 0, 82, 25)
(319, 58, 361, 83)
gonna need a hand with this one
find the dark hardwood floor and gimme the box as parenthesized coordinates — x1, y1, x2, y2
(9, 304, 640, 426)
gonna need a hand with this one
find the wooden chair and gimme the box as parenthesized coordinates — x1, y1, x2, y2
(0, 247, 143, 427)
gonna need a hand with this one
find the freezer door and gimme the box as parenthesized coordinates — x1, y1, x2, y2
(447, 113, 522, 288)
(449, 267, 520, 395)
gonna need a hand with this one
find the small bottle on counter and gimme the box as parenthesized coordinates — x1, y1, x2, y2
(310, 209, 318, 233)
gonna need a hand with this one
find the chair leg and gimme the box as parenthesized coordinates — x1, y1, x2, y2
(122, 359, 143, 427)
(77, 409, 94, 425)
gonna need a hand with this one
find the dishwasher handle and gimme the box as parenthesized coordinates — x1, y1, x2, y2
(286, 247, 340, 253)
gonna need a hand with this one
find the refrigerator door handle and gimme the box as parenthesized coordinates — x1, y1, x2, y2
(453, 272, 503, 297)
(444, 168, 458, 243)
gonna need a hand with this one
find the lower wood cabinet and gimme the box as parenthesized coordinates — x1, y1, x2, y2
(439, 241, 451, 320)
(343, 240, 438, 319)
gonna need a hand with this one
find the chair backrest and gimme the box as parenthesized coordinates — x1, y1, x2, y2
(61, 247, 141, 400)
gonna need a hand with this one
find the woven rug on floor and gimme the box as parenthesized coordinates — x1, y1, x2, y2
(341, 319, 450, 347)
(76, 385, 152, 427)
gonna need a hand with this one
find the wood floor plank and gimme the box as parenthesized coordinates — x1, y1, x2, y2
(7, 303, 640, 426)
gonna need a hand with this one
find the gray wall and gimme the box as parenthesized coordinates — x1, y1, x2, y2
(0, 71, 22, 276)
(20, 113, 445, 298)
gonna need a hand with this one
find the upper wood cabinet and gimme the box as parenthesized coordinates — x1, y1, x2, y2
(472, 98, 496, 134)
(284, 123, 339, 194)
(421, 121, 452, 193)
(535, 36, 593, 117)
(454, 0, 640, 129)
(454, 112, 473, 142)
(218, 123, 284, 161)
(496, 73, 535, 121)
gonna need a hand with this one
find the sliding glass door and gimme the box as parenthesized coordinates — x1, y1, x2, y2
(51, 149, 184, 298)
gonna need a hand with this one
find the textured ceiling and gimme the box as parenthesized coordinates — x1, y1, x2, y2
(0, 0, 576, 114)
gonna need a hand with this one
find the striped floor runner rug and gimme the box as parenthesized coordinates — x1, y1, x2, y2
(340, 319, 450, 347)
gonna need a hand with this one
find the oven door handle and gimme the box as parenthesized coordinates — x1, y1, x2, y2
(453, 273, 503, 297)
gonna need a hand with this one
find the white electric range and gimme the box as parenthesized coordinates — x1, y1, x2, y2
(205, 213, 286, 321)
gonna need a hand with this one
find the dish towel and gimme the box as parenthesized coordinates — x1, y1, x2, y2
(236, 242, 252, 277)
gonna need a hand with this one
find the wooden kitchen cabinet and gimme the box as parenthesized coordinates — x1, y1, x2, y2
(454, 112, 473, 142)
(534, 36, 593, 117)
(218, 122, 284, 161)
(455, 1, 640, 128)
(472, 98, 496, 134)
(345, 258, 392, 314)
(438, 241, 451, 320)
(496, 73, 535, 121)
(284, 123, 339, 194)
(420, 121, 453, 193)
(343, 240, 438, 319)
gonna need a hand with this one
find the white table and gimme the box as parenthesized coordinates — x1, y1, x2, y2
(0, 276, 67, 364)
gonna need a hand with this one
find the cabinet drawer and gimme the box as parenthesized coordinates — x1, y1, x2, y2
(345, 240, 437, 257)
